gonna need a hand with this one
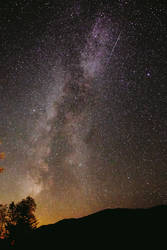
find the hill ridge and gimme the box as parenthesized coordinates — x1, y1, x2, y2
(38, 204, 167, 229)
(14, 205, 167, 249)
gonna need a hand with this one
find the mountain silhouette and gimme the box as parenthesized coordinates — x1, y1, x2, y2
(12, 205, 166, 249)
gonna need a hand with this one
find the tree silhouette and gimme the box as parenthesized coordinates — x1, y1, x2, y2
(0, 144, 6, 237)
(0, 204, 7, 239)
(4, 196, 38, 244)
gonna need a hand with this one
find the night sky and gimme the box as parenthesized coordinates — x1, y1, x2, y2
(0, 0, 167, 225)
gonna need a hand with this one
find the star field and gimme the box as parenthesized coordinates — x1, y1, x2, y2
(0, 0, 167, 225)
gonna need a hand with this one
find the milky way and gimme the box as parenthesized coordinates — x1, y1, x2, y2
(0, 0, 167, 225)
